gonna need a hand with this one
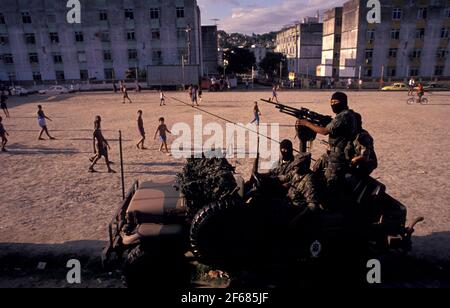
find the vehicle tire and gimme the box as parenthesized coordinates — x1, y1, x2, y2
(420, 98, 429, 105)
(406, 98, 414, 105)
(190, 197, 249, 268)
(122, 245, 191, 288)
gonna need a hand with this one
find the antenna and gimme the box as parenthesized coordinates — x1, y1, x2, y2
(211, 18, 220, 26)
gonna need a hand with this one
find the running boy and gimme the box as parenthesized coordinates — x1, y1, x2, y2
(37, 105, 55, 140)
(160, 89, 166, 106)
(154, 117, 172, 155)
(122, 86, 132, 104)
(0, 116, 9, 152)
(270, 84, 279, 103)
(89, 124, 116, 173)
(1, 91, 9, 118)
(250, 101, 262, 126)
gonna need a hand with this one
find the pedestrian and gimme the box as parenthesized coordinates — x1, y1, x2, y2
(191, 85, 199, 107)
(408, 77, 415, 96)
(269, 84, 279, 103)
(198, 87, 203, 105)
(154, 117, 172, 155)
(160, 89, 166, 106)
(135, 80, 141, 93)
(136, 110, 147, 150)
(1, 91, 9, 118)
(347, 78, 352, 89)
(0, 116, 9, 152)
(37, 105, 55, 140)
(250, 101, 262, 126)
(89, 123, 116, 173)
(122, 86, 132, 104)
(245, 80, 249, 90)
(113, 81, 118, 93)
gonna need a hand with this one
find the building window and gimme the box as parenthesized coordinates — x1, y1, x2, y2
(176, 7, 185, 18)
(7, 72, 16, 81)
(415, 28, 425, 39)
(0, 35, 9, 45)
(388, 48, 397, 58)
(127, 31, 136, 41)
(29, 53, 39, 64)
(390, 29, 400, 40)
(411, 49, 422, 58)
(103, 50, 112, 61)
(392, 8, 402, 20)
(436, 48, 447, 58)
(22, 12, 32, 24)
(435, 66, 444, 76)
(2, 53, 13, 64)
(24, 33, 36, 44)
(128, 49, 138, 60)
(150, 8, 160, 19)
(80, 70, 89, 80)
(53, 54, 63, 63)
(441, 28, 449, 38)
(77, 51, 86, 63)
(33, 72, 42, 81)
(46, 14, 56, 24)
(177, 28, 186, 39)
(387, 67, 396, 77)
(151, 29, 160, 40)
(55, 71, 65, 81)
(0, 13, 5, 24)
(75, 32, 84, 42)
(152, 50, 162, 65)
(99, 10, 108, 21)
(366, 29, 375, 43)
(446, 7, 450, 19)
(104, 69, 115, 80)
(417, 7, 427, 19)
(365, 49, 373, 64)
(125, 9, 134, 20)
(100, 31, 110, 42)
(410, 68, 419, 76)
(364, 68, 372, 77)
(50, 32, 59, 44)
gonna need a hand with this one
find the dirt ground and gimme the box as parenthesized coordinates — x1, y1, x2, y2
(0, 89, 449, 287)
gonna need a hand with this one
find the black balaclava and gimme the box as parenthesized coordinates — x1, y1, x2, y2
(280, 139, 294, 161)
(331, 92, 349, 114)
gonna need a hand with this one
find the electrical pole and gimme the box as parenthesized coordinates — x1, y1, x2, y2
(186, 25, 192, 65)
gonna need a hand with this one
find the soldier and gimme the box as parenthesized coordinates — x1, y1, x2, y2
(296, 92, 359, 190)
(277, 152, 323, 230)
(345, 113, 378, 176)
(268, 139, 297, 177)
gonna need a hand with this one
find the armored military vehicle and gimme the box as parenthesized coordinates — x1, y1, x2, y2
(102, 157, 422, 287)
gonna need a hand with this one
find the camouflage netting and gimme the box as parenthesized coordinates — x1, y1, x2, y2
(176, 157, 238, 216)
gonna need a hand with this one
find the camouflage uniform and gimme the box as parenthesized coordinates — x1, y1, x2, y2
(268, 157, 297, 177)
(325, 109, 358, 187)
(345, 129, 378, 176)
(280, 171, 321, 211)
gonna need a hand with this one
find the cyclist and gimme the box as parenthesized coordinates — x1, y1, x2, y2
(416, 83, 425, 103)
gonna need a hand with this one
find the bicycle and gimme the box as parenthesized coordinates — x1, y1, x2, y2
(407, 93, 428, 105)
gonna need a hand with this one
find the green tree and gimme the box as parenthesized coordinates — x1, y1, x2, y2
(259, 52, 287, 78)
(224, 48, 256, 74)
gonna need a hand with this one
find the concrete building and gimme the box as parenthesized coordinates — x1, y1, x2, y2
(201, 25, 218, 76)
(318, 7, 342, 77)
(275, 17, 323, 77)
(250, 44, 267, 66)
(338, 0, 450, 79)
(0, 0, 206, 85)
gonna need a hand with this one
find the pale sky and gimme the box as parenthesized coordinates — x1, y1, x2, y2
(197, 0, 347, 34)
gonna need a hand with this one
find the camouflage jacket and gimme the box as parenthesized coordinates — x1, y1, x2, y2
(269, 157, 296, 177)
(280, 171, 321, 208)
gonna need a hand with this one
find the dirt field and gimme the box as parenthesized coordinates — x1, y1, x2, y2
(0, 89, 449, 286)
